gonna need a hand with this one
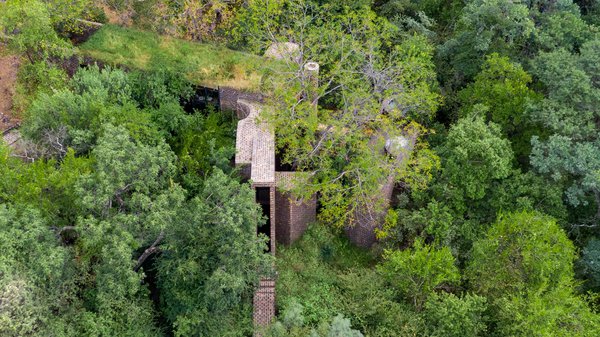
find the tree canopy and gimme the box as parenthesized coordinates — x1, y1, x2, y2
(2, 0, 600, 335)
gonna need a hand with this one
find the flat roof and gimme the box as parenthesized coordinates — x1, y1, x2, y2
(234, 100, 275, 184)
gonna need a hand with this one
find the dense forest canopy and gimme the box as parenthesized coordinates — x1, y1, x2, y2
(1, 0, 600, 336)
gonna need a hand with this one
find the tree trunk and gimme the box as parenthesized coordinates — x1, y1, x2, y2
(134, 230, 165, 272)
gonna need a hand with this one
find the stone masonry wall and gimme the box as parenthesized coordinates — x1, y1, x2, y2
(275, 189, 292, 245)
(269, 186, 276, 254)
(219, 86, 264, 112)
(275, 192, 317, 245)
(253, 278, 276, 333)
(287, 194, 317, 244)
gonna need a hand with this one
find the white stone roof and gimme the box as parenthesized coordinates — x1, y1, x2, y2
(251, 124, 275, 183)
(235, 100, 275, 184)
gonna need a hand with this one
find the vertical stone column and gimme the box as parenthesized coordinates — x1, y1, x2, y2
(303, 62, 319, 108)
(269, 186, 276, 255)
(346, 134, 417, 248)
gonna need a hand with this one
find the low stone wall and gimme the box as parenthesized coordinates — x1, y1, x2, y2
(2, 128, 21, 147)
(219, 86, 263, 113)
(253, 278, 276, 335)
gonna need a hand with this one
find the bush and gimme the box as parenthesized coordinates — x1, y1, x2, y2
(18, 61, 68, 96)
(378, 239, 460, 310)
(424, 293, 488, 337)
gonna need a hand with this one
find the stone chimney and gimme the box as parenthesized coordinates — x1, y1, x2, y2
(303, 62, 319, 108)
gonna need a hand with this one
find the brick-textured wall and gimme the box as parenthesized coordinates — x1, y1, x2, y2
(253, 278, 276, 334)
(219, 87, 264, 112)
(275, 190, 292, 245)
(252, 183, 277, 254)
(345, 221, 377, 248)
(289, 195, 316, 243)
(345, 133, 417, 248)
(275, 190, 316, 245)
(239, 164, 251, 181)
(236, 99, 253, 119)
(269, 186, 276, 254)
(345, 178, 395, 248)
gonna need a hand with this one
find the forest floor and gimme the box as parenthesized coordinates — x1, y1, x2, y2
(0, 50, 20, 134)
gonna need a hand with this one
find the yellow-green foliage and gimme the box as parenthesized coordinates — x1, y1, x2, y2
(80, 24, 272, 90)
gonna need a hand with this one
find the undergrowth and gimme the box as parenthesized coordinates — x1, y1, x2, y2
(276, 224, 424, 336)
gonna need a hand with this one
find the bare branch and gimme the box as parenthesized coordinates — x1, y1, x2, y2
(134, 230, 165, 272)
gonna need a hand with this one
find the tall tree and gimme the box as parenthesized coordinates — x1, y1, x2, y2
(458, 53, 540, 159)
(443, 115, 513, 202)
(237, 2, 441, 227)
(0, 0, 73, 63)
(467, 211, 576, 297)
(423, 293, 488, 337)
(378, 239, 460, 310)
(0, 205, 77, 336)
(439, 0, 534, 82)
(157, 169, 272, 336)
(529, 38, 600, 224)
(467, 211, 600, 336)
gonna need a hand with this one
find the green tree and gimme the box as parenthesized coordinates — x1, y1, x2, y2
(0, 204, 77, 336)
(43, 0, 97, 33)
(424, 292, 488, 337)
(467, 211, 600, 336)
(71, 64, 133, 105)
(232, 0, 299, 53)
(267, 302, 364, 337)
(378, 239, 460, 310)
(459, 54, 540, 158)
(170, 111, 236, 196)
(76, 124, 178, 217)
(157, 169, 273, 336)
(275, 223, 424, 336)
(72, 124, 182, 336)
(487, 170, 567, 223)
(375, 0, 463, 29)
(580, 238, 600, 291)
(467, 211, 575, 297)
(443, 115, 513, 201)
(395, 169, 566, 260)
(75, 216, 164, 336)
(439, 0, 534, 81)
(250, 3, 441, 227)
(493, 286, 600, 337)
(580, 0, 600, 25)
(22, 66, 162, 157)
(0, 144, 91, 225)
(326, 315, 364, 337)
(535, 10, 592, 52)
(529, 39, 600, 220)
(0, 0, 73, 63)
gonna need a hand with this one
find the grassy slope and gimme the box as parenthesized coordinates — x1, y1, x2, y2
(80, 24, 268, 91)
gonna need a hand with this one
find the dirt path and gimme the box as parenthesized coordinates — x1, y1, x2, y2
(0, 51, 20, 133)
